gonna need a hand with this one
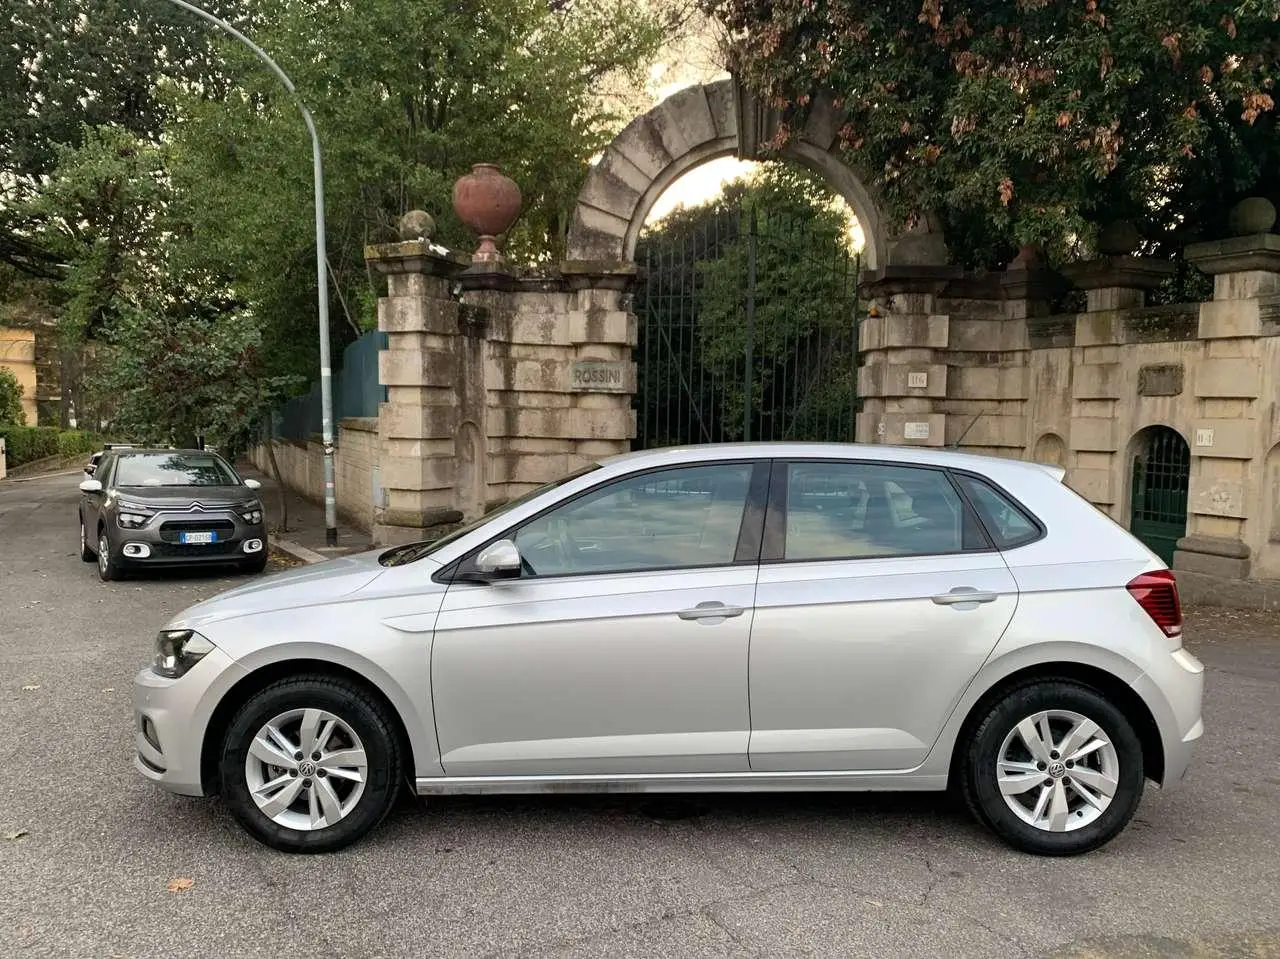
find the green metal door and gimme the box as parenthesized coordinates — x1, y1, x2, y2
(1130, 428, 1190, 565)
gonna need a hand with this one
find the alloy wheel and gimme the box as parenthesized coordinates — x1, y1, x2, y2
(244, 708, 369, 831)
(98, 534, 109, 575)
(996, 709, 1120, 832)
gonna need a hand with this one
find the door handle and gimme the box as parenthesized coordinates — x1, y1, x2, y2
(931, 587, 999, 606)
(678, 601, 745, 620)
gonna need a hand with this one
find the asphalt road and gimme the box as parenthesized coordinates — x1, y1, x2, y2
(2, 471, 1279, 959)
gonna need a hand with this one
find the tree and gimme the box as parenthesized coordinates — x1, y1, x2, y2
(0, 368, 26, 425)
(161, 0, 670, 386)
(636, 164, 862, 446)
(703, 0, 1280, 268)
(2, 0, 246, 277)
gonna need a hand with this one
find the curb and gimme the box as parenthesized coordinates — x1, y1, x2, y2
(271, 537, 328, 565)
(3, 468, 85, 484)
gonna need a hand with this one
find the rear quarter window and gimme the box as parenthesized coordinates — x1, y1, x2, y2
(955, 474, 1043, 549)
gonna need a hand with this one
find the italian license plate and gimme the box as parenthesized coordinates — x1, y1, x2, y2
(180, 531, 217, 545)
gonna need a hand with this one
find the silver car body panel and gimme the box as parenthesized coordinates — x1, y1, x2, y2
(133, 442, 1204, 802)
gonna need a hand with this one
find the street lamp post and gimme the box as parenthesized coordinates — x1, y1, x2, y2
(163, 0, 339, 547)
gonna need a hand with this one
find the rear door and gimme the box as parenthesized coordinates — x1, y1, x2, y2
(748, 459, 1019, 772)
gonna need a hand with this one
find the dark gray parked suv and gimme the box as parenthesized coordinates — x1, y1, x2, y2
(78, 449, 268, 581)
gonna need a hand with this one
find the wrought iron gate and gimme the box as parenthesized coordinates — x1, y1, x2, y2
(632, 203, 862, 449)
(1129, 427, 1190, 565)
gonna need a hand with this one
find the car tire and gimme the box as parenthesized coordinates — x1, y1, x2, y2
(220, 676, 402, 854)
(80, 519, 95, 563)
(240, 553, 269, 575)
(961, 680, 1144, 856)
(97, 530, 123, 581)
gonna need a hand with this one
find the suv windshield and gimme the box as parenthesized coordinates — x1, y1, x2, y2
(379, 464, 601, 567)
(115, 453, 241, 488)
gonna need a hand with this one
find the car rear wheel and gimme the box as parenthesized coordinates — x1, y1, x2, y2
(220, 676, 402, 853)
(79, 519, 95, 562)
(961, 680, 1144, 856)
(97, 531, 122, 581)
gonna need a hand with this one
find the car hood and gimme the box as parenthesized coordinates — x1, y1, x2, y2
(170, 548, 396, 628)
(115, 485, 258, 508)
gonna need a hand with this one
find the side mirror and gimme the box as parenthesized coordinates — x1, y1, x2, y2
(469, 539, 522, 582)
(244, 478, 262, 490)
(79, 479, 103, 494)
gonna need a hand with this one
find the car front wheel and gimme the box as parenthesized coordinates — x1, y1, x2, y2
(97, 531, 122, 581)
(220, 676, 402, 853)
(961, 680, 1144, 856)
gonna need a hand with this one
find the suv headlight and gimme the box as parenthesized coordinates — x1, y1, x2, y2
(240, 500, 264, 524)
(153, 630, 215, 678)
(118, 502, 155, 528)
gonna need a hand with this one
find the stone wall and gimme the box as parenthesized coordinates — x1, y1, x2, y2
(856, 230, 1280, 607)
(249, 418, 381, 532)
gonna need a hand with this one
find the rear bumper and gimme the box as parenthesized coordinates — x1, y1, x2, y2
(1132, 646, 1206, 789)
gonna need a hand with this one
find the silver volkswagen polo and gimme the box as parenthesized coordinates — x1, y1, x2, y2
(132, 443, 1204, 855)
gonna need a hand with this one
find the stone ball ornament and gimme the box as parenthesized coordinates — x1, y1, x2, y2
(1228, 197, 1277, 237)
(451, 163, 523, 264)
(397, 210, 436, 241)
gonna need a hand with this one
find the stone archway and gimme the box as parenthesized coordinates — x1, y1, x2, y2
(565, 78, 890, 270)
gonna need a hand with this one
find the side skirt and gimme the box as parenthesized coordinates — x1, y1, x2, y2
(415, 770, 948, 796)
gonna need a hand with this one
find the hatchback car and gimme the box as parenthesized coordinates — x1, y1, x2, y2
(132, 443, 1203, 855)
(80, 448, 267, 580)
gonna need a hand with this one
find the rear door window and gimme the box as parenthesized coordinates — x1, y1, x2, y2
(954, 474, 1043, 549)
(780, 461, 988, 561)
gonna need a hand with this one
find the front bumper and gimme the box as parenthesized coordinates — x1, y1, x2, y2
(133, 646, 246, 796)
(110, 511, 266, 566)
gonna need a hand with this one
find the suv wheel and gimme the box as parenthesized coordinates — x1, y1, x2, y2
(79, 519, 95, 563)
(961, 680, 1144, 856)
(220, 676, 401, 853)
(97, 531, 122, 581)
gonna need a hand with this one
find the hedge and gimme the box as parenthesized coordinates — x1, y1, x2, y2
(0, 426, 104, 469)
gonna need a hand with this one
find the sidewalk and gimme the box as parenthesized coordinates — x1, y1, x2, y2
(236, 462, 372, 563)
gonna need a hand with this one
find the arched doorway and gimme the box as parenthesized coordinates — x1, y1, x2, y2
(1033, 433, 1067, 467)
(567, 79, 886, 449)
(632, 164, 863, 448)
(1128, 426, 1190, 565)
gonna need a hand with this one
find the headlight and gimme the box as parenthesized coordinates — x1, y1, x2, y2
(152, 630, 215, 678)
(119, 512, 150, 528)
(241, 500, 264, 524)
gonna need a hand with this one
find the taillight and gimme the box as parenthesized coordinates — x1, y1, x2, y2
(1127, 570, 1183, 639)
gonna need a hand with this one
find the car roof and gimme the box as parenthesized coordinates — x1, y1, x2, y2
(111, 448, 219, 457)
(595, 442, 1066, 482)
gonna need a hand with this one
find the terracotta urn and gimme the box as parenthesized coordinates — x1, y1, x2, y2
(451, 163, 522, 263)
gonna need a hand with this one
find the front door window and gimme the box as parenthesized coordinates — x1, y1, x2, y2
(513, 462, 756, 576)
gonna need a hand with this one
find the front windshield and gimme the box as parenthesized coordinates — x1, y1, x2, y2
(379, 463, 601, 567)
(115, 452, 241, 488)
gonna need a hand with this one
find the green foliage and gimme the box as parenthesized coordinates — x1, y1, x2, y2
(706, 0, 1280, 267)
(636, 164, 862, 446)
(87, 275, 304, 455)
(0, 425, 99, 466)
(13, 125, 170, 343)
(2, 0, 243, 276)
(0, 368, 26, 425)
(163, 0, 668, 378)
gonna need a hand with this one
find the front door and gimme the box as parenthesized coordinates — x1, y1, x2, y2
(748, 460, 1018, 772)
(431, 460, 766, 777)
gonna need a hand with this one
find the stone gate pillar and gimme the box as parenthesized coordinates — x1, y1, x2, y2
(1175, 208, 1280, 582)
(365, 237, 471, 545)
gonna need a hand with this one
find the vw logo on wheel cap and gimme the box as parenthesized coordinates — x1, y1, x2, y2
(298, 760, 316, 777)
(1047, 760, 1066, 779)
